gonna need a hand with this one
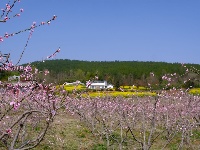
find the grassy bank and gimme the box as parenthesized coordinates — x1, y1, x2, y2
(34, 111, 105, 150)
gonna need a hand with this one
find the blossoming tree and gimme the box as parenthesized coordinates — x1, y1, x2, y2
(0, 1, 66, 149)
(66, 69, 200, 150)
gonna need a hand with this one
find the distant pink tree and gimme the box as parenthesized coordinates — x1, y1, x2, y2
(66, 74, 200, 150)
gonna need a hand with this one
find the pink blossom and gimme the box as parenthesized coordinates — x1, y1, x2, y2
(51, 110, 56, 116)
(19, 66, 24, 70)
(10, 101, 15, 106)
(4, 32, 9, 38)
(44, 70, 49, 75)
(6, 4, 11, 11)
(150, 72, 154, 76)
(169, 78, 172, 81)
(56, 48, 61, 52)
(52, 15, 57, 20)
(24, 65, 32, 72)
(14, 102, 20, 110)
(6, 128, 12, 134)
(0, 36, 3, 42)
(4, 17, 8, 21)
(35, 68, 38, 74)
(86, 80, 91, 87)
(39, 84, 43, 89)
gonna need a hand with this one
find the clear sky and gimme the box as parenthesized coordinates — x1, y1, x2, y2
(0, 0, 200, 65)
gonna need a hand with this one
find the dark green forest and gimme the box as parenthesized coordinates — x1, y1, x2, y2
(29, 59, 200, 89)
(1, 59, 199, 89)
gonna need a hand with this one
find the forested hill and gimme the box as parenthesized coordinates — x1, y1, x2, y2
(31, 59, 200, 86)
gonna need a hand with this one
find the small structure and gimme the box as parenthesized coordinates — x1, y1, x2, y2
(8, 75, 20, 82)
(107, 84, 114, 89)
(88, 80, 108, 89)
(63, 80, 84, 86)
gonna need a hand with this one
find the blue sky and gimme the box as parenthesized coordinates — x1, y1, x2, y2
(0, 0, 200, 64)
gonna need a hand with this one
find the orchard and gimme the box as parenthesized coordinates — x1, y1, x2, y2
(1, 1, 200, 150)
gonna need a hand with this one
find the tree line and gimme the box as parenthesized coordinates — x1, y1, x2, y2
(28, 59, 200, 89)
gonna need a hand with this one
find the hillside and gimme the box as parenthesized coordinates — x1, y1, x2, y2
(30, 59, 200, 88)
(31, 59, 192, 75)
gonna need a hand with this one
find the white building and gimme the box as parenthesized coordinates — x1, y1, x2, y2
(8, 75, 20, 82)
(88, 80, 107, 89)
(87, 80, 113, 89)
(63, 80, 84, 86)
(107, 84, 114, 89)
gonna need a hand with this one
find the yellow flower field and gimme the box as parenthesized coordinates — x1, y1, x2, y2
(120, 85, 148, 90)
(189, 88, 200, 95)
(59, 85, 155, 97)
(81, 91, 156, 98)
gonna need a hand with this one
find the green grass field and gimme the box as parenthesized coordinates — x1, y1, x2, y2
(34, 111, 105, 150)
(17, 86, 200, 149)
(34, 109, 200, 150)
